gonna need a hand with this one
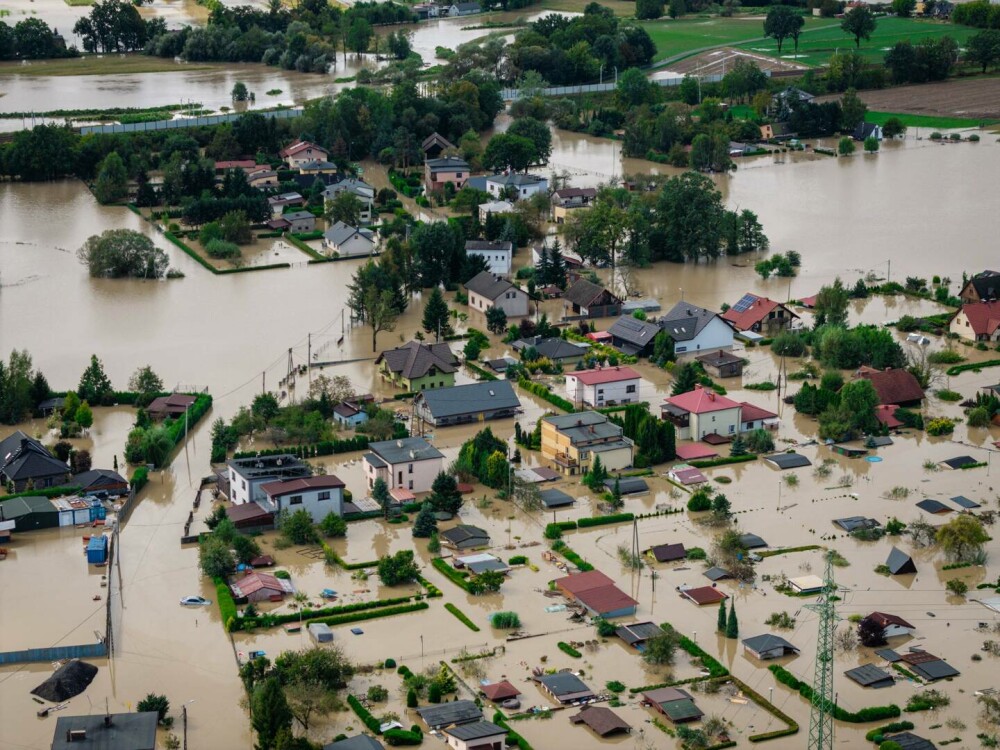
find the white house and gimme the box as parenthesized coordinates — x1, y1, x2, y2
(565, 366, 641, 408)
(226, 454, 311, 506)
(260, 475, 346, 523)
(659, 301, 734, 356)
(280, 140, 330, 169)
(739, 402, 779, 432)
(865, 612, 916, 639)
(485, 173, 548, 201)
(444, 721, 507, 750)
(465, 240, 513, 277)
(464, 271, 530, 318)
(478, 200, 515, 223)
(323, 178, 376, 224)
(363, 437, 445, 493)
(661, 386, 742, 441)
(323, 221, 377, 258)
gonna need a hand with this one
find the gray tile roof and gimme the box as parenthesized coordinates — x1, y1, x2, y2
(539, 488, 575, 508)
(608, 315, 660, 348)
(425, 156, 470, 170)
(415, 381, 520, 420)
(486, 173, 546, 187)
(844, 664, 894, 687)
(536, 671, 592, 697)
(52, 712, 158, 750)
(742, 634, 799, 655)
(0, 431, 69, 482)
(564, 279, 618, 308)
(659, 301, 723, 342)
(465, 239, 513, 253)
(324, 735, 385, 750)
(464, 271, 519, 301)
(886, 546, 916, 575)
(444, 721, 506, 741)
(323, 221, 374, 247)
(542, 411, 624, 445)
(376, 341, 458, 380)
(440, 524, 490, 547)
(416, 700, 482, 727)
(764, 452, 812, 470)
(368, 437, 444, 465)
(514, 336, 587, 361)
(603, 477, 648, 495)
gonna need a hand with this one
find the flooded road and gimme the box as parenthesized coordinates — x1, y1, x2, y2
(1, 132, 1000, 748)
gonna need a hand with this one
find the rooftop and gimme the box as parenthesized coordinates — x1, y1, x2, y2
(681, 586, 728, 605)
(444, 721, 507, 741)
(844, 664, 895, 687)
(51, 712, 159, 750)
(607, 316, 660, 351)
(464, 271, 519, 301)
(665, 386, 741, 415)
(564, 278, 621, 308)
(416, 700, 483, 727)
(742, 633, 799, 654)
(659, 301, 724, 341)
(567, 366, 641, 386)
(368, 437, 444, 465)
(535, 671, 592, 697)
(721, 293, 796, 331)
(569, 706, 631, 736)
(415, 381, 520, 419)
(425, 155, 470, 170)
(261, 475, 345, 497)
(855, 367, 925, 405)
(375, 341, 458, 381)
(486, 172, 546, 187)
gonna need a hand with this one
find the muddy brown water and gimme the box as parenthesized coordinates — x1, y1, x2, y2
(2, 137, 1000, 748)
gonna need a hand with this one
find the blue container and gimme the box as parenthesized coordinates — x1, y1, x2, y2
(86, 535, 108, 564)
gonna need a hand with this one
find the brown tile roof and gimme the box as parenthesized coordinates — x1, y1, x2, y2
(554, 570, 616, 595)
(867, 612, 915, 630)
(375, 341, 458, 380)
(957, 300, 1000, 337)
(651, 543, 686, 562)
(564, 278, 621, 308)
(260, 475, 345, 497)
(681, 586, 728, 605)
(855, 368, 925, 405)
(643, 687, 693, 704)
(480, 681, 520, 702)
(721, 294, 796, 330)
(900, 651, 940, 665)
(569, 706, 631, 736)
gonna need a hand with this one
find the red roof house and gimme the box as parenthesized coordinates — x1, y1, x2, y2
(680, 586, 728, 605)
(215, 159, 256, 171)
(553, 570, 638, 617)
(146, 392, 197, 420)
(230, 571, 293, 602)
(481, 681, 520, 702)
(739, 401, 778, 430)
(855, 367, 924, 407)
(875, 405, 903, 429)
(950, 300, 1000, 342)
(722, 293, 798, 333)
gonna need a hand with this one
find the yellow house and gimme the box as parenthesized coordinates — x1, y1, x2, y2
(541, 411, 634, 477)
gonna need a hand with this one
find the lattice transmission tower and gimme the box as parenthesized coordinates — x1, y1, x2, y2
(805, 551, 840, 750)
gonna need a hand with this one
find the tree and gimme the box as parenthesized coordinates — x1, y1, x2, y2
(252, 678, 293, 750)
(764, 6, 802, 54)
(325, 191, 363, 227)
(199, 535, 235, 578)
(422, 288, 452, 341)
(128, 366, 164, 407)
(347, 17, 373, 55)
(936, 514, 989, 563)
(635, 0, 664, 19)
(137, 693, 170, 723)
(75, 402, 94, 430)
(711, 493, 731, 520)
(813, 277, 850, 327)
(584, 454, 608, 490)
(219, 210, 252, 245)
(428, 472, 463, 515)
(463, 338, 482, 362)
(840, 88, 868, 131)
(78, 229, 169, 279)
(377, 550, 419, 585)
(726, 600, 739, 638)
(412, 502, 438, 538)
(284, 681, 336, 732)
(370, 477, 392, 519)
(671, 362, 700, 396)
(643, 627, 680, 665)
(717, 599, 727, 632)
(232, 81, 250, 101)
(252, 393, 280, 425)
(365, 288, 399, 352)
(882, 117, 906, 139)
(892, 0, 915, 17)
(729, 435, 747, 457)
(610, 476, 623, 509)
(838, 136, 856, 156)
(468, 569, 505, 594)
(482, 133, 536, 173)
(858, 617, 887, 647)
(864, 136, 879, 153)
(486, 306, 508, 335)
(652, 330, 675, 366)
(280, 509, 319, 545)
(616, 67, 656, 106)
(841, 6, 876, 49)
(94, 152, 128, 204)
(508, 116, 552, 165)
(967, 29, 1000, 73)
(744, 428, 774, 454)
(78, 355, 114, 405)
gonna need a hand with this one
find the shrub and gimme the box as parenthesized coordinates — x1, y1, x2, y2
(686, 547, 707, 560)
(444, 603, 480, 631)
(687, 489, 712, 512)
(946, 579, 968, 596)
(204, 239, 241, 259)
(770, 665, 899, 722)
(508, 555, 528, 565)
(384, 728, 423, 746)
(926, 418, 955, 436)
(606, 680, 626, 693)
(936, 389, 962, 402)
(557, 641, 582, 658)
(348, 694, 381, 734)
(491, 611, 521, 629)
(905, 689, 950, 712)
(543, 523, 564, 540)
(384, 658, 397, 668)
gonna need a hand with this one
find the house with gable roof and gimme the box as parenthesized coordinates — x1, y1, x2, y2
(375, 341, 459, 391)
(722, 293, 798, 334)
(658, 301, 734, 355)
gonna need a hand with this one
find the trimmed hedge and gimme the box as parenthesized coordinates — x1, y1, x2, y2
(0, 485, 82, 501)
(729, 675, 799, 743)
(308, 602, 428, 627)
(759, 545, 822, 558)
(551, 540, 593, 572)
(383, 728, 423, 746)
(285, 232, 325, 260)
(321, 541, 378, 570)
(492, 711, 534, 750)
(946, 359, 1000, 377)
(557, 641, 582, 658)
(466, 361, 499, 381)
(444, 603, 480, 631)
(163, 393, 212, 449)
(677, 633, 727, 678)
(234, 595, 416, 632)
(577, 512, 634, 528)
(432, 558, 471, 592)
(518, 377, 575, 413)
(130, 467, 148, 491)
(348, 694, 381, 734)
(689, 454, 758, 469)
(232, 435, 376, 460)
(769, 665, 900, 722)
(214, 576, 238, 632)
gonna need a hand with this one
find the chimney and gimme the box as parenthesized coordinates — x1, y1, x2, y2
(708, 392, 715, 401)
(67, 730, 88, 742)
(397, 440, 403, 448)
(104, 714, 113, 728)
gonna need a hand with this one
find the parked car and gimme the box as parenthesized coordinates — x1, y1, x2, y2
(180, 596, 211, 606)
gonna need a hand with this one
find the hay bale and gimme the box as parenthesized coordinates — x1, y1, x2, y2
(31, 660, 98, 702)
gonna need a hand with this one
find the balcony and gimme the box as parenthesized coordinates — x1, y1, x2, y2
(553, 451, 579, 468)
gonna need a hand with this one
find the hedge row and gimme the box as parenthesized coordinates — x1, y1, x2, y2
(164, 230, 292, 275)
(689, 454, 758, 469)
(946, 359, 1000, 377)
(551, 540, 593, 572)
(309, 602, 429, 628)
(759, 545, 822, 558)
(416, 576, 443, 598)
(518, 377, 575, 413)
(557, 641, 581, 658)
(465, 361, 498, 381)
(577, 513, 634, 528)
(677, 632, 728, 678)
(431, 557, 471, 592)
(164, 393, 213, 449)
(214, 576, 238, 632)
(728, 675, 799, 743)
(444, 603, 480, 631)
(285, 232, 325, 260)
(383, 727, 423, 746)
(233, 595, 416, 632)
(769, 665, 900, 722)
(0, 485, 82, 501)
(348, 694, 381, 734)
(233, 435, 373, 460)
(320, 541, 378, 570)
(492, 711, 534, 750)
(130, 468, 148, 491)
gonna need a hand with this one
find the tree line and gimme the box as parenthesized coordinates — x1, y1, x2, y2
(0, 17, 78, 60)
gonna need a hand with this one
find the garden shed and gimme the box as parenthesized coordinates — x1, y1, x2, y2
(844, 664, 895, 689)
(308, 623, 333, 643)
(763, 452, 812, 470)
(742, 634, 799, 660)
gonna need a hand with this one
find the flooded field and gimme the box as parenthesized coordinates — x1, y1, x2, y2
(1, 129, 1000, 749)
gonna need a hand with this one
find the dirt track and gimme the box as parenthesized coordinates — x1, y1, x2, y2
(665, 47, 810, 77)
(817, 77, 1000, 120)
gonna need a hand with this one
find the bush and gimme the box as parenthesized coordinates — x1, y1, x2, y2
(577, 513, 634, 528)
(687, 489, 712, 512)
(384, 658, 397, 668)
(543, 523, 564, 540)
(508, 555, 528, 565)
(384, 728, 423, 746)
(348, 694, 381, 734)
(491, 611, 521, 629)
(926, 417, 955, 436)
(445, 603, 480, 631)
(686, 547, 707, 560)
(204, 238, 241, 259)
(557, 641, 582, 658)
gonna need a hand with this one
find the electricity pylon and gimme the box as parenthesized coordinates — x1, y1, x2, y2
(805, 551, 840, 750)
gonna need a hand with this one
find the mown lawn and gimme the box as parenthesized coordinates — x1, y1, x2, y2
(866, 110, 995, 128)
(0, 55, 219, 77)
(736, 17, 975, 67)
(539, 0, 636, 16)
(642, 15, 833, 63)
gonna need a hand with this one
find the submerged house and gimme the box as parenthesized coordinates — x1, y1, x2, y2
(722, 293, 798, 334)
(563, 279, 623, 319)
(363, 437, 445, 493)
(540, 411, 634, 476)
(886, 547, 917, 575)
(564, 366, 641, 408)
(553, 570, 638, 617)
(855, 367, 925, 407)
(413, 381, 521, 427)
(375, 341, 458, 392)
(465, 272, 530, 318)
(260, 475, 346, 523)
(534, 672, 595, 704)
(659, 301, 735, 355)
(225, 454, 311, 506)
(742, 634, 800, 660)
(0, 432, 71, 492)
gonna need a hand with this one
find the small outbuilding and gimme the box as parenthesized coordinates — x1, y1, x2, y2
(615, 621, 664, 649)
(788, 575, 825, 595)
(950, 495, 981, 509)
(308, 622, 333, 643)
(480, 681, 520, 703)
(845, 664, 895, 689)
(539, 488, 576, 509)
(668, 465, 707, 486)
(763, 452, 812, 470)
(941, 455, 978, 470)
(834, 516, 880, 532)
(650, 543, 686, 563)
(916, 499, 951, 515)
(86, 534, 108, 565)
(865, 612, 915, 638)
(534, 672, 595, 704)
(416, 700, 483, 730)
(443, 721, 507, 750)
(569, 706, 631, 737)
(681, 586, 728, 606)
(886, 547, 917, 575)
(742, 634, 800, 660)
(696, 350, 745, 378)
(230, 571, 294, 602)
(440, 524, 491, 551)
(641, 687, 703, 723)
(881, 733, 937, 750)
(554, 570, 638, 618)
(703, 566, 732, 581)
(324, 736, 385, 750)
(603, 477, 649, 495)
(740, 533, 768, 549)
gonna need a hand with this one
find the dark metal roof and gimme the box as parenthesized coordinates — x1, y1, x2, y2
(740, 533, 768, 549)
(941, 455, 977, 469)
(916, 499, 951, 514)
(909, 659, 959, 681)
(844, 664, 895, 687)
(883, 732, 938, 750)
(539, 488, 575, 508)
(514, 336, 588, 361)
(415, 381, 520, 420)
(659, 698, 703, 722)
(603, 477, 648, 495)
(703, 566, 732, 581)
(615, 621, 663, 646)
(52, 712, 158, 750)
(834, 516, 880, 532)
(650, 543, 686, 563)
(742, 634, 798, 655)
(659, 301, 722, 342)
(444, 721, 507, 741)
(0, 431, 69, 482)
(763, 452, 812, 470)
(375, 341, 458, 380)
(608, 315, 660, 347)
(536, 671, 592, 697)
(886, 547, 917, 575)
(416, 700, 483, 727)
(324, 735, 385, 750)
(875, 648, 902, 662)
(464, 271, 519, 301)
(950, 495, 981, 509)
(440, 524, 490, 547)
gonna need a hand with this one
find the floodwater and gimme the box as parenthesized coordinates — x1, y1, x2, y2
(2, 134, 1000, 748)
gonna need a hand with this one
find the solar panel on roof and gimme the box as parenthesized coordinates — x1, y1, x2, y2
(731, 293, 757, 313)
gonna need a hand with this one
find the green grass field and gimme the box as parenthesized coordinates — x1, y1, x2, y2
(866, 110, 995, 128)
(642, 16, 834, 63)
(0, 56, 219, 77)
(736, 17, 975, 67)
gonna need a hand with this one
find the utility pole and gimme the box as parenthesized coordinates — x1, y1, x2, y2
(307, 333, 312, 388)
(262, 371, 266, 396)
(805, 552, 840, 750)
(286, 348, 295, 403)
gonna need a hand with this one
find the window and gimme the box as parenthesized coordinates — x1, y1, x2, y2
(626, 385, 636, 394)
(409, 464, 414, 474)
(597, 388, 604, 395)
(728, 425, 735, 434)
(318, 491, 330, 501)
(242, 480, 247, 490)
(712, 416, 716, 422)
(398, 471, 403, 485)
(289, 495, 303, 505)
(408, 480, 414, 490)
